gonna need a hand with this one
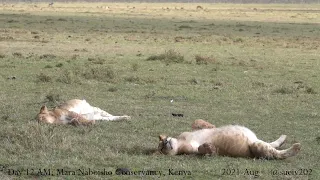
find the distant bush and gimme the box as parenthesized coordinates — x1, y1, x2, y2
(196, 6, 203, 10)
(273, 87, 294, 94)
(44, 65, 53, 68)
(189, 78, 199, 84)
(274, 83, 317, 95)
(12, 52, 23, 58)
(40, 54, 56, 60)
(124, 76, 140, 83)
(108, 87, 118, 92)
(58, 18, 67, 21)
(195, 55, 216, 65)
(131, 63, 139, 71)
(82, 66, 117, 83)
(56, 66, 118, 84)
(36, 73, 52, 83)
(234, 38, 244, 43)
(55, 63, 63, 68)
(88, 57, 105, 65)
(178, 25, 192, 29)
(57, 70, 80, 84)
(305, 87, 317, 94)
(147, 50, 184, 64)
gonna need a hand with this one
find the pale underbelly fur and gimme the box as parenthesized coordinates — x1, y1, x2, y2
(61, 100, 96, 120)
(183, 125, 258, 157)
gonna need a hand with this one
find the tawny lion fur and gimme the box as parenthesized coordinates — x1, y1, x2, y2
(37, 99, 130, 125)
(158, 120, 301, 159)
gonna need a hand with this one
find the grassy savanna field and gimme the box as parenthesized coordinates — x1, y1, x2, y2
(0, 2, 319, 179)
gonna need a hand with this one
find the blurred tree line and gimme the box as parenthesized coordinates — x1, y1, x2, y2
(2, 0, 319, 4)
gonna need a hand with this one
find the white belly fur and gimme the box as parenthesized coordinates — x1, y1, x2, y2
(68, 100, 95, 118)
(183, 125, 258, 146)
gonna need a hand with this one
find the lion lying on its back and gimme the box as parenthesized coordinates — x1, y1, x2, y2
(158, 120, 301, 159)
(37, 99, 131, 125)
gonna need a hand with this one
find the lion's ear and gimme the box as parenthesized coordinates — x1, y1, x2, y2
(159, 135, 166, 141)
(40, 105, 48, 113)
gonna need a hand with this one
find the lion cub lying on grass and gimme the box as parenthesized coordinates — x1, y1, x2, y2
(158, 120, 301, 159)
(37, 99, 131, 125)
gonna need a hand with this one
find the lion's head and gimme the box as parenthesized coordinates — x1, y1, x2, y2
(158, 135, 179, 155)
(37, 105, 57, 124)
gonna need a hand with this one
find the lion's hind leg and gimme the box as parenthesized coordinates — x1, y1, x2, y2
(269, 135, 287, 149)
(93, 107, 113, 117)
(250, 140, 301, 160)
(92, 107, 131, 121)
(92, 114, 131, 121)
(198, 143, 216, 155)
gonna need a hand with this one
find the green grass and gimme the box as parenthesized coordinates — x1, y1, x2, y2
(0, 2, 319, 180)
